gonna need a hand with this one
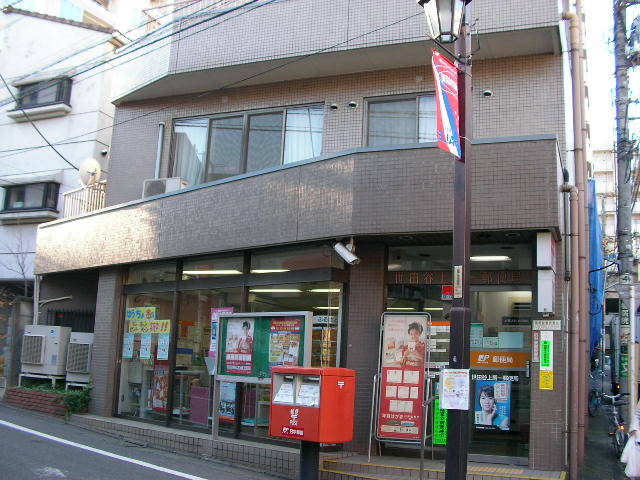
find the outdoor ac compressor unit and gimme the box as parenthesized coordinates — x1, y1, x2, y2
(21, 325, 71, 376)
(66, 332, 94, 384)
(142, 177, 188, 198)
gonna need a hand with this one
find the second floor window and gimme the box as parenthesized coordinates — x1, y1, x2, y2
(2, 182, 59, 211)
(367, 94, 436, 147)
(17, 78, 72, 110)
(172, 105, 324, 186)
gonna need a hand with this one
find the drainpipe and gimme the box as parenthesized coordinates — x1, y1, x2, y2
(155, 122, 165, 179)
(563, 2, 588, 468)
(561, 183, 580, 480)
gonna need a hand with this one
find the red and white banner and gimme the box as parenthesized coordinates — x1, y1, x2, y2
(431, 49, 461, 159)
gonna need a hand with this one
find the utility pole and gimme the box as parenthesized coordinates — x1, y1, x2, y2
(614, 0, 637, 413)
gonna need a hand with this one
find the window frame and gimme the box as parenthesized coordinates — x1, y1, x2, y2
(365, 92, 436, 147)
(170, 103, 325, 186)
(16, 78, 72, 110)
(2, 182, 60, 212)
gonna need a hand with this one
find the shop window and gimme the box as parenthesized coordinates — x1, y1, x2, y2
(387, 243, 532, 272)
(16, 78, 72, 109)
(2, 182, 59, 211)
(367, 94, 436, 147)
(172, 105, 324, 186)
(182, 254, 244, 279)
(126, 261, 177, 284)
(250, 244, 342, 274)
(174, 288, 242, 430)
(117, 292, 176, 424)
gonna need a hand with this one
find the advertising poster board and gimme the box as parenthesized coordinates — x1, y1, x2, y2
(217, 312, 312, 381)
(474, 380, 511, 430)
(377, 314, 430, 441)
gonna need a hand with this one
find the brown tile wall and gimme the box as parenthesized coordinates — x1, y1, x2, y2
(344, 243, 386, 452)
(36, 139, 561, 275)
(89, 267, 124, 417)
(106, 56, 566, 207)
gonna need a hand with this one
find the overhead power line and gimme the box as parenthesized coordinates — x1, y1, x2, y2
(0, 0, 245, 108)
(0, 5, 423, 172)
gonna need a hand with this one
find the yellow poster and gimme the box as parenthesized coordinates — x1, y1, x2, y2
(129, 319, 170, 334)
(540, 370, 554, 390)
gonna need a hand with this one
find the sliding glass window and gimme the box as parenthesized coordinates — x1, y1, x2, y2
(173, 105, 324, 187)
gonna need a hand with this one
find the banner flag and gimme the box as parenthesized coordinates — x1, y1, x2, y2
(431, 49, 462, 159)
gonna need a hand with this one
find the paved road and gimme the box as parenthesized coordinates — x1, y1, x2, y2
(0, 404, 281, 480)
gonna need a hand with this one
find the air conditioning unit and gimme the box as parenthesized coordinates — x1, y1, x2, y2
(66, 332, 94, 384)
(142, 177, 188, 198)
(21, 325, 71, 376)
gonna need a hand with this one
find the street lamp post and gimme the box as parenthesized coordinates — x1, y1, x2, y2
(417, 1, 473, 479)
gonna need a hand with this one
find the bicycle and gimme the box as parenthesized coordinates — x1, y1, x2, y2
(603, 392, 629, 458)
(588, 387, 601, 417)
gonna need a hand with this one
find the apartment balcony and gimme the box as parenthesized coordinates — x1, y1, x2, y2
(112, 0, 563, 103)
(62, 181, 106, 218)
(35, 137, 562, 275)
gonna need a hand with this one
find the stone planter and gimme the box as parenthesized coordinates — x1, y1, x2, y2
(4, 388, 66, 417)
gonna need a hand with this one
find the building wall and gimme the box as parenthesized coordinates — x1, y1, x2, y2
(0, 11, 115, 283)
(344, 243, 386, 452)
(112, 0, 561, 100)
(106, 55, 566, 207)
(90, 267, 124, 416)
(35, 139, 561, 275)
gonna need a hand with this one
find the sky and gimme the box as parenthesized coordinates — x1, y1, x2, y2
(584, 0, 639, 149)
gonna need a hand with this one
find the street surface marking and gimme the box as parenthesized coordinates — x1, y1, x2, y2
(0, 419, 207, 480)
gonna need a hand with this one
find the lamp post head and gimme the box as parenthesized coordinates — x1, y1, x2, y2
(417, 0, 471, 44)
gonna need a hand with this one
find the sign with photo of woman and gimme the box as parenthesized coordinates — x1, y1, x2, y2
(225, 318, 254, 374)
(474, 380, 511, 431)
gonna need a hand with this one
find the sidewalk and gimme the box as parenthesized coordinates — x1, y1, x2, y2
(582, 369, 628, 479)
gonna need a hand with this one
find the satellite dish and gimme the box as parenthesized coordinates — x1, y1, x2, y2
(79, 157, 102, 186)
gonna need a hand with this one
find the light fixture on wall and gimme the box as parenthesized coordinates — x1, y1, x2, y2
(469, 255, 511, 262)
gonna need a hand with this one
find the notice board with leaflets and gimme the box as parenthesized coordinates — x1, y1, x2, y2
(216, 312, 313, 382)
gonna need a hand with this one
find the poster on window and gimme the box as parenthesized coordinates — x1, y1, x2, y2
(140, 333, 152, 359)
(152, 364, 169, 412)
(225, 318, 254, 374)
(209, 307, 234, 375)
(157, 333, 170, 360)
(268, 318, 302, 373)
(377, 314, 429, 441)
(474, 380, 511, 431)
(122, 333, 134, 359)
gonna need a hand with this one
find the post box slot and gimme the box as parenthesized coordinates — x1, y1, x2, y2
(273, 374, 295, 404)
(295, 375, 321, 407)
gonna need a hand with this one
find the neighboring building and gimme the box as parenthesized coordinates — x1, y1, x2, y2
(592, 145, 640, 260)
(0, 0, 170, 392)
(33, 0, 584, 475)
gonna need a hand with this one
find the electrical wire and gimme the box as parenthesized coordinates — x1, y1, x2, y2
(0, 10, 424, 162)
(0, 0, 247, 107)
(0, 71, 78, 171)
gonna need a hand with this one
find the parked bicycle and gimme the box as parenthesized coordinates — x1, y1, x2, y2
(603, 392, 629, 458)
(588, 387, 602, 417)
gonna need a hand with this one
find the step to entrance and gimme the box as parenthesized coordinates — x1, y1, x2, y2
(321, 456, 566, 480)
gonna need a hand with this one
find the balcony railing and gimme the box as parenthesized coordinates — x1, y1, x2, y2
(62, 181, 106, 218)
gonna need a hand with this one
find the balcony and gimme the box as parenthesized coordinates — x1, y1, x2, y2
(62, 181, 106, 218)
(36, 137, 562, 275)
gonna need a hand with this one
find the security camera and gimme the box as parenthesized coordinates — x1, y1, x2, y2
(334, 241, 360, 265)
(100, 149, 109, 156)
(329, 103, 338, 110)
(348, 101, 358, 108)
(483, 90, 493, 97)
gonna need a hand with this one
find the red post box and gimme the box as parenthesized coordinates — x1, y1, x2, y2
(269, 366, 356, 444)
